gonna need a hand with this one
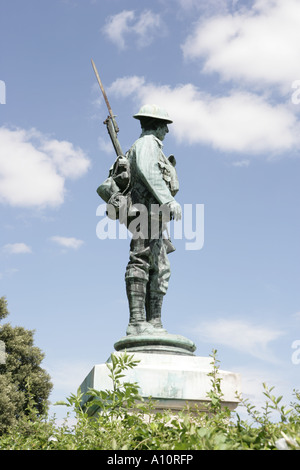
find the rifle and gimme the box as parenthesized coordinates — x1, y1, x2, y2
(92, 59, 131, 213)
(91, 59, 123, 157)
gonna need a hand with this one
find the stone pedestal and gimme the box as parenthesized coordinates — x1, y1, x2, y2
(114, 331, 197, 356)
(80, 351, 241, 415)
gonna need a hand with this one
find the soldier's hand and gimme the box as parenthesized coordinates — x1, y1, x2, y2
(168, 201, 182, 221)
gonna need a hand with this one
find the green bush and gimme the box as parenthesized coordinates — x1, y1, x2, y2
(0, 350, 299, 450)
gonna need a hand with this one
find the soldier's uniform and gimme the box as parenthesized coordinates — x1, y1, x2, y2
(124, 106, 179, 334)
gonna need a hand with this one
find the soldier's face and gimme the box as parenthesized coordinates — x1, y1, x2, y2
(155, 123, 169, 141)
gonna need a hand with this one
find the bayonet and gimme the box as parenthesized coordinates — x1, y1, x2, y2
(91, 59, 123, 156)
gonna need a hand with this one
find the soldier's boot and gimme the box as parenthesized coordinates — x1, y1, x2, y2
(126, 280, 153, 335)
(145, 291, 166, 331)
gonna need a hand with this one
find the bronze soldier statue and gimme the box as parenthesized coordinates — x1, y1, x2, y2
(124, 104, 182, 335)
(94, 61, 196, 354)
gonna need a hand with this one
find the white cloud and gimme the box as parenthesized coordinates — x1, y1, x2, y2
(98, 136, 114, 155)
(0, 268, 19, 280)
(46, 359, 91, 393)
(176, 0, 204, 9)
(232, 159, 250, 167)
(102, 10, 135, 49)
(50, 236, 84, 250)
(5, 268, 19, 276)
(0, 127, 90, 209)
(40, 139, 90, 179)
(176, 0, 232, 14)
(194, 318, 285, 363)
(109, 76, 146, 98)
(102, 9, 164, 49)
(45, 359, 92, 423)
(132, 10, 165, 47)
(234, 365, 293, 416)
(181, 0, 300, 92)
(109, 76, 300, 155)
(3, 243, 32, 254)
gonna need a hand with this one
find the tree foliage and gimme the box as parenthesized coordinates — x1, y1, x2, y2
(0, 297, 52, 435)
(0, 297, 9, 320)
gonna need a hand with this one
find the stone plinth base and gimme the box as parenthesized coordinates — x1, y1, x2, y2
(114, 332, 196, 356)
(80, 352, 241, 415)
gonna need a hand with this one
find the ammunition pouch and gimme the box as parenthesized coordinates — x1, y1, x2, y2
(158, 154, 179, 197)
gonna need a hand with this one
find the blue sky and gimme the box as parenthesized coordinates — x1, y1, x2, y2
(1, 0, 300, 421)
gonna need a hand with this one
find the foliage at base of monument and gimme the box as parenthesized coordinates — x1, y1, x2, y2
(0, 297, 53, 435)
(0, 349, 299, 450)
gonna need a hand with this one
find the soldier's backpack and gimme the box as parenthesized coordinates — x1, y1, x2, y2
(97, 154, 134, 224)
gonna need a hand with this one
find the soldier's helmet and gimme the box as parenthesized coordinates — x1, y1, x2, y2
(133, 104, 173, 124)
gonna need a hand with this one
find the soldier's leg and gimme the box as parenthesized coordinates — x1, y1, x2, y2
(125, 238, 151, 333)
(146, 238, 171, 329)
